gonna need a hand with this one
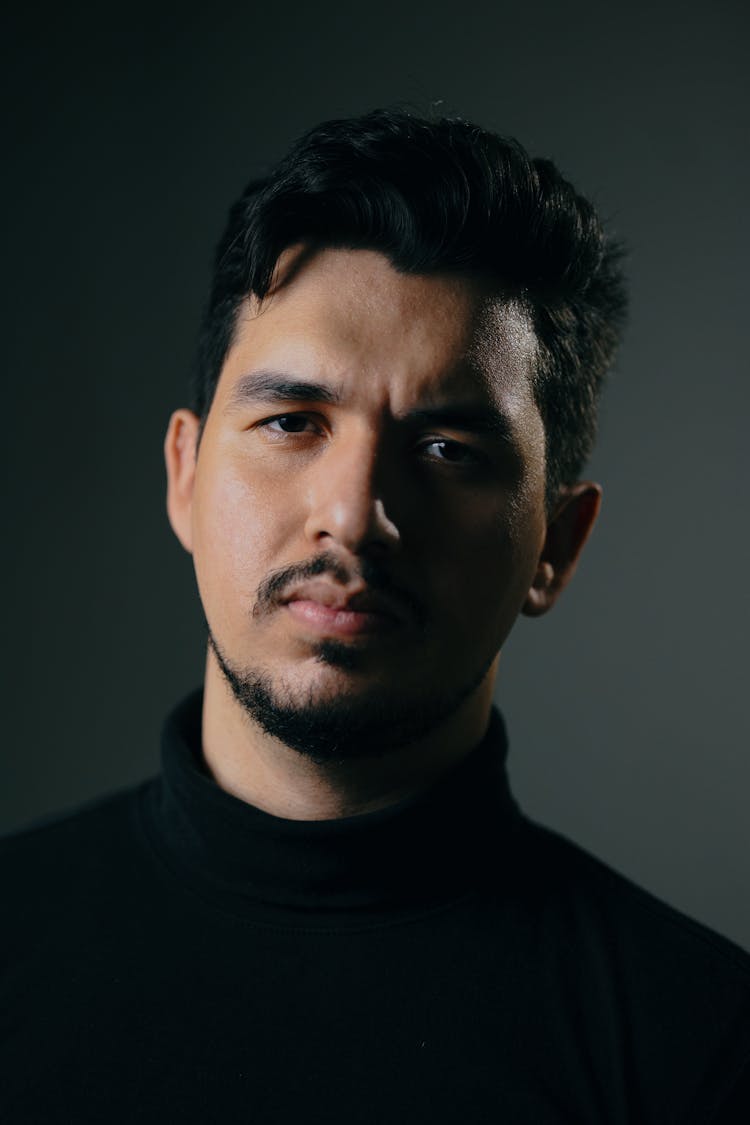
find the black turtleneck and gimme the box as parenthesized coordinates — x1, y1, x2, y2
(2, 691, 749, 1123)
(149, 691, 521, 921)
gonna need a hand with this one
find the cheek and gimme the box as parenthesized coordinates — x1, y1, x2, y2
(424, 495, 543, 638)
(191, 460, 298, 620)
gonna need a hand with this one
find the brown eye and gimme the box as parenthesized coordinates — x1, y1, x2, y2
(263, 414, 315, 433)
(422, 439, 479, 465)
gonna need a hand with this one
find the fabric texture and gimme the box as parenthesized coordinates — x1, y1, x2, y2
(2, 689, 749, 1123)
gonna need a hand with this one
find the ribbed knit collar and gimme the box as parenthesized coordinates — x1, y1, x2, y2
(145, 689, 522, 923)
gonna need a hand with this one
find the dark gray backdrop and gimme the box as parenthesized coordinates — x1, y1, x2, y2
(3, 1, 748, 948)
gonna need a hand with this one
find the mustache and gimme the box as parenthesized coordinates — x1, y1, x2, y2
(252, 552, 427, 628)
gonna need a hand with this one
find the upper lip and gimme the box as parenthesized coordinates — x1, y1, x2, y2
(280, 580, 409, 623)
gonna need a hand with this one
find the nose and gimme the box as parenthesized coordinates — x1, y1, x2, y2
(303, 431, 401, 557)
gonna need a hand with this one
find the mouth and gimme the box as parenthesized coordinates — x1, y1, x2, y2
(280, 581, 407, 640)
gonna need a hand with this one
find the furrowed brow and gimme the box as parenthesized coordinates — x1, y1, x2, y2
(405, 405, 515, 442)
(224, 370, 342, 412)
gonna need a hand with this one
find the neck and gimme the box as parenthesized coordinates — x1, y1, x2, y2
(200, 652, 498, 821)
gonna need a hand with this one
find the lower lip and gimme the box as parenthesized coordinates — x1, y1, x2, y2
(285, 599, 397, 638)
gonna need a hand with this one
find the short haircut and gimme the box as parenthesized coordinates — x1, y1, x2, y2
(192, 108, 627, 507)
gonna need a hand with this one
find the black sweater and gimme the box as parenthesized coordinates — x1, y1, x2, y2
(2, 690, 749, 1123)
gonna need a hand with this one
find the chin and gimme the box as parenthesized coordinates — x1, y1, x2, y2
(279, 649, 404, 707)
(208, 623, 493, 763)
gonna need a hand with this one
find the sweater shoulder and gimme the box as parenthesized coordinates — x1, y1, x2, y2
(0, 783, 154, 905)
(518, 816, 750, 979)
(1, 783, 147, 847)
(510, 819, 750, 1119)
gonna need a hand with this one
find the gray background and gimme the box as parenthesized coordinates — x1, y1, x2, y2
(3, 2, 748, 948)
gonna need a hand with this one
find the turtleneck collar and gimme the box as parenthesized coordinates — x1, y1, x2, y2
(142, 689, 522, 924)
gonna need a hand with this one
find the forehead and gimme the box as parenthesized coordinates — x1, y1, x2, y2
(217, 247, 539, 412)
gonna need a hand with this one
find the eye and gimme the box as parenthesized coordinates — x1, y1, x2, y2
(252, 413, 324, 446)
(258, 413, 319, 435)
(420, 438, 482, 466)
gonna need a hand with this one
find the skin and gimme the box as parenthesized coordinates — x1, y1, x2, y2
(165, 247, 600, 820)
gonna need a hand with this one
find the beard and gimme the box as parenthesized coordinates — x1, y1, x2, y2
(207, 625, 496, 766)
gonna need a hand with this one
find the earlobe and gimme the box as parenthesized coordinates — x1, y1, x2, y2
(523, 560, 555, 618)
(164, 409, 202, 554)
(522, 482, 602, 618)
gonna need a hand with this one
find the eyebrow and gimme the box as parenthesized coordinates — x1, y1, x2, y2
(225, 371, 342, 411)
(403, 405, 515, 441)
(224, 369, 515, 441)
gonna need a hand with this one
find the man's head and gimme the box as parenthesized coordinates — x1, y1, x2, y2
(192, 109, 627, 510)
(165, 109, 627, 762)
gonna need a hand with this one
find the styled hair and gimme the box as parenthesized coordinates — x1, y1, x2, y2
(193, 108, 627, 507)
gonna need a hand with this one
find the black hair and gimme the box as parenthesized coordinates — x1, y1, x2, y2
(192, 108, 627, 507)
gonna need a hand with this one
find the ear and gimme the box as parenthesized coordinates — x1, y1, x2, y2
(522, 481, 602, 617)
(164, 409, 202, 554)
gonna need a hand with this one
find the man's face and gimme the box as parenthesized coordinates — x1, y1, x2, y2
(170, 248, 550, 756)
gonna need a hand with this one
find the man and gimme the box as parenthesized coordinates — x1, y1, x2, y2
(2, 109, 749, 1122)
